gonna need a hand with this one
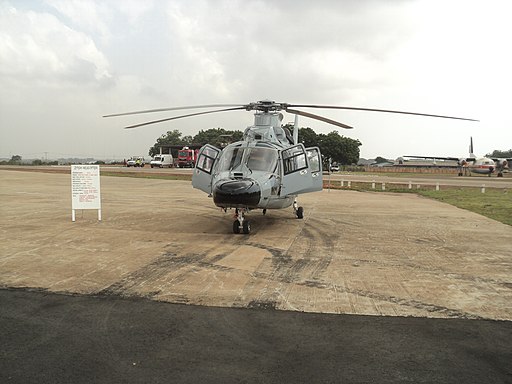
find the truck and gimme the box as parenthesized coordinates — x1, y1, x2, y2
(150, 154, 173, 168)
(177, 147, 199, 168)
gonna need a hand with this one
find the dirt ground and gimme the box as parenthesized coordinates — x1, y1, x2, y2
(1, 169, 511, 320)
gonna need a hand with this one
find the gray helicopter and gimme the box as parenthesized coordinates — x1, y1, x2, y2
(104, 100, 477, 234)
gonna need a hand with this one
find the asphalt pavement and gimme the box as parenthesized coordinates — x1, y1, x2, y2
(1, 288, 511, 384)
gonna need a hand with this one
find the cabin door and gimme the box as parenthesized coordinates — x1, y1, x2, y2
(192, 144, 220, 194)
(279, 145, 323, 196)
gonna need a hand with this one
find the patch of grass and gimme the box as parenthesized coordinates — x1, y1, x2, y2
(325, 182, 512, 226)
(332, 171, 458, 178)
(417, 188, 512, 226)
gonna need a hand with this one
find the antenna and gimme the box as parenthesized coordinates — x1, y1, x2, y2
(293, 114, 299, 145)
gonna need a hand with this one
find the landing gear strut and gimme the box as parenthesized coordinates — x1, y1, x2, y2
(293, 199, 304, 219)
(233, 208, 251, 234)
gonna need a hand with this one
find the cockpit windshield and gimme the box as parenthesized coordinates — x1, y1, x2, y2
(217, 146, 278, 173)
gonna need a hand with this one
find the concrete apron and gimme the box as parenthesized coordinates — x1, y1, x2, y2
(1, 170, 511, 320)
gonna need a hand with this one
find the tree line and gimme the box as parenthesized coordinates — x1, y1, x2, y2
(149, 126, 362, 165)
(486, 149, 512, 158)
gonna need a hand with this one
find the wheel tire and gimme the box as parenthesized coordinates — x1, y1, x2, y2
(296, 206, 304, 219)
(233, 220, 241, 234)
(242, 220, 251, 234)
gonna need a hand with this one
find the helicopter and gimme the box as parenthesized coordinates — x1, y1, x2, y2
(104, 100, 478, 234)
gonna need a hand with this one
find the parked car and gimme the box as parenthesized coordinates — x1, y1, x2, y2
(330, 164, 340, 172)
(126, 157, 145, 167)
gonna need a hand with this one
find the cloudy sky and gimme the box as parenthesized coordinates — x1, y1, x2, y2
(1, 0, 511, 160)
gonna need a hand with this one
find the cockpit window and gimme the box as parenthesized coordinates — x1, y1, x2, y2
(247, 148, 278, 172)
(217, 146, 278, 173)
(216, 146, 244, 172)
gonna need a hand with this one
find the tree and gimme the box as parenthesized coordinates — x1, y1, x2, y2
(297, 127, 318, 148)
(285, 126, 362, 165)
(149, 128, 245, 157)
(149, 130, 191, 157)
(374, 156, 390, 164)
(317, 131, 361, 165)
(279, 125, 318, 147)
(487, 149, 512, 158)
(148, 126, 362, 165)
(9, 155, 22, 164)
(192, 128, 243, 147)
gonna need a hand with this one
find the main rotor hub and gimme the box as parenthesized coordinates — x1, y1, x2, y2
(245, 100, 289, 113)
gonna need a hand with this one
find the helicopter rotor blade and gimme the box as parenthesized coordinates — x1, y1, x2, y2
(123, 106, 246, 129)
(103, 104, 246, 118)
(286, 108, 353, 129)
(287, 104, 479, 122)
(105, 100, 478, 130)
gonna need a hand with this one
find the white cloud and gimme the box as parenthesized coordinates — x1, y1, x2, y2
(44, 0, 111, 40)
(162, 0, 417, 106)
(0, 2, 111, 87)
(1, 0, 511, 160)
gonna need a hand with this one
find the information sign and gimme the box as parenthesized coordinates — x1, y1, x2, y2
(71, 165, 101, 221)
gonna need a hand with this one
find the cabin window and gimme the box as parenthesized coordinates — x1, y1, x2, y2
(307, 148, 321, 173)
(196, 147, 219, 174)
(282, 146, 307, 175)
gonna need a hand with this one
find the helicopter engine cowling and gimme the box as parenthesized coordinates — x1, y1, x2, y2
(213, 178, 261, 209)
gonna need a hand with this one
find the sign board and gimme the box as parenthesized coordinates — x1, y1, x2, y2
(71, 165, 101, 221)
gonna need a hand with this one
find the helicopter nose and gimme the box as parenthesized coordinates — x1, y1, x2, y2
(213, 178, 261, 208)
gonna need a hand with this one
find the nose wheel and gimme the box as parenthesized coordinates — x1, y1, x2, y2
(233, 208, 251, 234)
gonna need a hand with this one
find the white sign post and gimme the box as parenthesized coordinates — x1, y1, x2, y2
(71, 165, 102, 221)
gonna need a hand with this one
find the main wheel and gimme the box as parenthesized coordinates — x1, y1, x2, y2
(296, 206, 304, 219)
(242, 220, 251, 234)
(233, 220, 241, 234)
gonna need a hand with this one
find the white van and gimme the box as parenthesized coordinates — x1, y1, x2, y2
(150, 154, 173, 168)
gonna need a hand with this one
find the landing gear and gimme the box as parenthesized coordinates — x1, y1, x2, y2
(242, 220, 251, 234)
(293, 200, 304, 219)
(233, 208, 250, 234)
(232, 220, 240, 234)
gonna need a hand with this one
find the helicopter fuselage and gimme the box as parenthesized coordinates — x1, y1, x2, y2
(211, 140, 296, 211)
(192, 111, 323, 214)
